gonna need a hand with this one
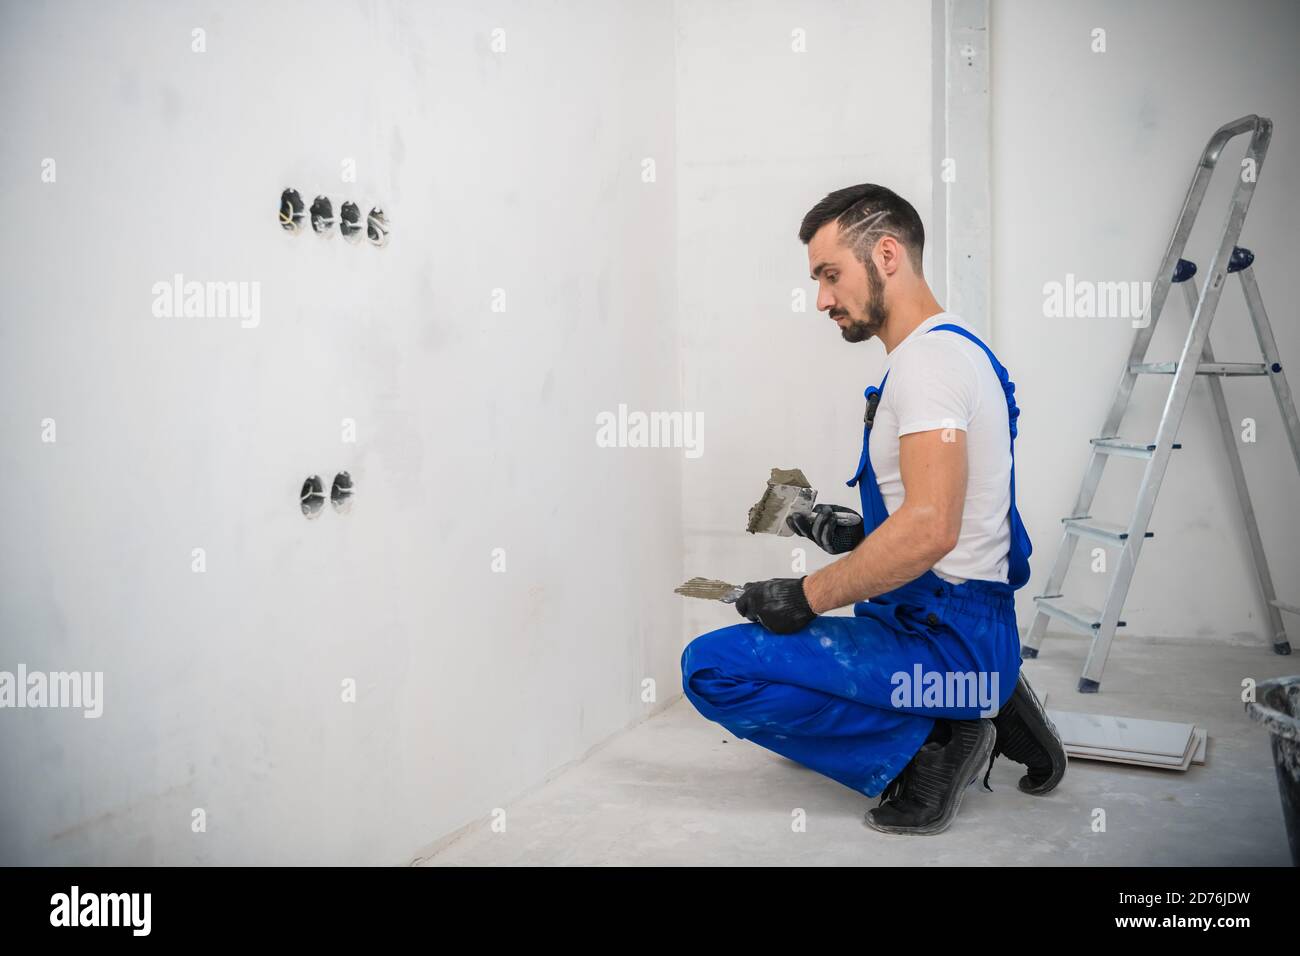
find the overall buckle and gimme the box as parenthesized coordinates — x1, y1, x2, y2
(864, 387, 882, 427)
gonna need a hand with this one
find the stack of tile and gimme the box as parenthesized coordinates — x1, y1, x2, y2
(1044, 703, 1207, 771)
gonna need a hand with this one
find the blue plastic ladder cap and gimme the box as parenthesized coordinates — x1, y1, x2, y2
(1078, 677, 1101, 694)
(1172, 258, 1197, 283)
(1020, 646, 1039, 660)
(1228, 246, 1255, 273)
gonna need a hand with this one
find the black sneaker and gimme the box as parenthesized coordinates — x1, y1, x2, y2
(985, 672, 1066, 795)
(865, 719, 995, 835)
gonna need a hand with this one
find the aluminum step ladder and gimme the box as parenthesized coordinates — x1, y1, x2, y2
(1022, 114, 1300, 693)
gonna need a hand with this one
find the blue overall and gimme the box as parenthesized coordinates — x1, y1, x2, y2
(681, 324, 1033, 797)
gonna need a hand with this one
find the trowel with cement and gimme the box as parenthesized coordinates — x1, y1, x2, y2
(745, 467, 817, 536)
(674, 577, 745, 604)
(745, 466, 859, 537)
(675, 468, 856, 605)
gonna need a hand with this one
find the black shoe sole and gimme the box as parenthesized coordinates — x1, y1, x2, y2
(1004, 673, 1067, 795)
(865, 720, 996, 836)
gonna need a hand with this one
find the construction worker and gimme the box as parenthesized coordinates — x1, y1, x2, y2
(681, 184, 1066, 834)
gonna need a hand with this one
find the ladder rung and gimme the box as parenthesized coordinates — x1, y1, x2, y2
(1130, 361, 1268, 376)
(1034, 596, 1127, 632)
(1271, 598, 1300, 616)
(1091, 437, 1183, 459)
(1062, 517, 1154, 544)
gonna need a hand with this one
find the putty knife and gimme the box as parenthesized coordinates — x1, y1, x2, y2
(745, 467, 858, 536)
(675, 577, 745, 603)
(746, 467, 817, 536)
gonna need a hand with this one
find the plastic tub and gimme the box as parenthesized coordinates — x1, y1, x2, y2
(1246, 675, 1300, 866)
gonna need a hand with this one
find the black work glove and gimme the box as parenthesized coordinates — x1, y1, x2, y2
(735, 577, 816, 634)
(786, 504, 865, 555)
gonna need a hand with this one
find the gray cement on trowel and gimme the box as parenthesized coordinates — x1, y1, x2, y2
(674, 577, 739, 601)
(746, 467, 813, 535)
(414, 632, 1295, 866)
(767, 467, 810, 488)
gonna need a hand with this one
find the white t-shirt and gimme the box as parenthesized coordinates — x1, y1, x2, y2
(867, 312, 1012, 584)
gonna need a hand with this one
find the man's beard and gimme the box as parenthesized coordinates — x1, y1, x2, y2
(837, 259, 889, 343)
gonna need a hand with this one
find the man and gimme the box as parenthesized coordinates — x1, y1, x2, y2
(681, 184, 1066, 835)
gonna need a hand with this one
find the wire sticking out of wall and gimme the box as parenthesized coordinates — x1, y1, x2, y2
(338, 201, 363, 242)
(366, 208, 389, 247)
(301, 475, 325, 518)
(279, 188, 305, 233)
(331, 472, 354, 514)
(310, 195, 335, 235)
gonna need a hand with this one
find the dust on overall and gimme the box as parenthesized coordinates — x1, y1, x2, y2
(681, 324, 1033, 797)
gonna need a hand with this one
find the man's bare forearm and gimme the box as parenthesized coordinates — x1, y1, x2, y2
(802, 506, 952, 613)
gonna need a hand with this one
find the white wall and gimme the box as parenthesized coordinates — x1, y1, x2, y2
(990, 0, 1300, 641)
(675, 0, 936, 642)
(0, 0, 681, 864)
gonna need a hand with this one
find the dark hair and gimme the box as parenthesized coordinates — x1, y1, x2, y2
(798, 184, 925, 270)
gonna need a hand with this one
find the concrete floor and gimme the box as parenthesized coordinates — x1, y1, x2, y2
(415, 632, 1295, 866)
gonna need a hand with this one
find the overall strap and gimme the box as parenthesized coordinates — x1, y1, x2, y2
(843, 319, 1033, 589)
(926, 323, 1033, 588)
(926, 323, 1021, 439)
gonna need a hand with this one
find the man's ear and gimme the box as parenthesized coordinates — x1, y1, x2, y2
(875, 235, 903, 277)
